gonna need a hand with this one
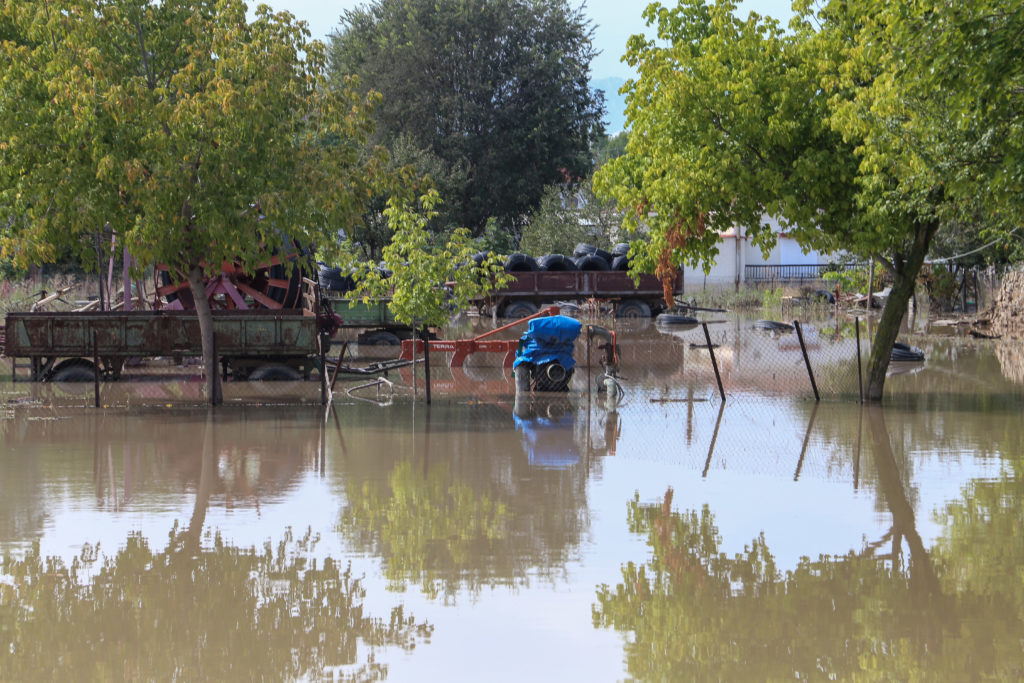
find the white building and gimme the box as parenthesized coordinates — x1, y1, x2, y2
(678, 216, 839, 292)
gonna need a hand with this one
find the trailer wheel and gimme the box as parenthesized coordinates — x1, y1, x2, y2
(248, 363, 303, 381)
(503, 301, 539, 319)
(48, 358, 98, 382)
(616, 299, 652, 319)
(358, 331, 402, 346)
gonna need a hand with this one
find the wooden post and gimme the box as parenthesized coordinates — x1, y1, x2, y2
(329, 341, 347, 392)
(793, 320, 820, 402)
(867, 259, 875, 311)
(702, 322, 725, 402)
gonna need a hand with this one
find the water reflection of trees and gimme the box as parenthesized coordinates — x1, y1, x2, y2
(0, 414, 431, 681)
(1, 530, 430, 681)
(334, 401, 592, 599)
(0, 406, 320, 541)
(593, 407, 1024, 680)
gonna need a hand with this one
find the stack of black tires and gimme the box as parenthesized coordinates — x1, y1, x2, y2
(497, 242, 632, 273)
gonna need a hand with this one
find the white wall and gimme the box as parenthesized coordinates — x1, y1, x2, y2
(678, 215, 832, 292)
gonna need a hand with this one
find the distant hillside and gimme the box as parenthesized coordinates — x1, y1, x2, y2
(593, 76, 627, 134)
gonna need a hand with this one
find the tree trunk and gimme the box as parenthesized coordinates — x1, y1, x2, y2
(187, 266, 222, 406)
(864, 220, 939, 402)
(866, 407, 944, 600)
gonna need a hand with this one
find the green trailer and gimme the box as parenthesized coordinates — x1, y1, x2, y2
(323, 295, 414, 346)
(3, 309, 321, 382)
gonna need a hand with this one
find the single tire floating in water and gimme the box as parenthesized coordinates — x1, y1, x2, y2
(890, 342, 925, 362)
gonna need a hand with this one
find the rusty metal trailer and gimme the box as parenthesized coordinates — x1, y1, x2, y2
(3, 309, 321, 382)
(482, 270, 681, 319)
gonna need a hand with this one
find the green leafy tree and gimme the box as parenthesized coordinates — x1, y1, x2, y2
(595, 0, 1023, 401)
(520, 177, 623, 257)
(329, 0, 605, 239)
(0, 0, 379, 403)
(348, 191, 509, 331)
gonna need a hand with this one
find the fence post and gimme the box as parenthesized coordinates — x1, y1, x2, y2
(319, 334, 328, 406)
(702, 322, 725, 402)
(92, 330, 100, 408)
(855, 317, 863, 403)
(793, 320, 820, 402)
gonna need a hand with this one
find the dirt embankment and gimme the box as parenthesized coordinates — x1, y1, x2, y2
(985, 268, 1024, 337)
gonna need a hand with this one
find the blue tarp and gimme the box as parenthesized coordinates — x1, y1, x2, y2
(512, 315, 583, 371)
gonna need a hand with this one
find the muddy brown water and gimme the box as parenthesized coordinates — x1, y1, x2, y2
(1, 313, 1022, 680)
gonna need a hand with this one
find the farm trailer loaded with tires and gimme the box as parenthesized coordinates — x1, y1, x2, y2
(481, 270, 682, 320)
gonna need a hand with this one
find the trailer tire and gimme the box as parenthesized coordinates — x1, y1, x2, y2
(248, 363, 303, 381)
(359, 331, 402, 346)
(504, 253, 539, 272)
(616, 299, 652, 319)
(538, 254, 578, 271)
(48, 358, 97, 383)
(318, 264, 355, 293)
(611, 255, 630, 271)
(573, 243, 613, 264)
(574, 254, 610, 271)
(754, 320, 794, 333)
(503, 301, 539, 319)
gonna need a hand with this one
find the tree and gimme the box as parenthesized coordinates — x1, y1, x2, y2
(343, 191, 510, 402)
(0, 0, 379, 404)
(328, 0, 605, 239)
(520, 177, 623, 256)
(594, 0, 1024, 401)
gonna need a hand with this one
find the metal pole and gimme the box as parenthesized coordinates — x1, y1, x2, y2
(422, 326, 432, 406)
(793, 320, 820, 402)
(92, 330, 100, 408)
(319, 334, 328, 406)
(702, 322, 725, 402)
(855, 317, 863, 403)
(586, 325, 592, 407)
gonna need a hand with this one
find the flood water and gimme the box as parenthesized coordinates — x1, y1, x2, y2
(2, 314, 1023, 681)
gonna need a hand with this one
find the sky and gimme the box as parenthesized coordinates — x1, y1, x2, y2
(256, 0, 797, 82)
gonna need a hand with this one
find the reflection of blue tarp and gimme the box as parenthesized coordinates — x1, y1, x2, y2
(512, 315, 583, 371)
(514, 410, 579, 469)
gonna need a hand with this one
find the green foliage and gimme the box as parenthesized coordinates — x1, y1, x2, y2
(593, 0, 1024, 399)
(329, 0, 605, 237)
(0, 530, 430, 681)
(0, 0, 379, 277)
(475, 218, 517, 256)
(760, 286, 783, 312)
(520, 177, 622, 256)
(821, 266, 873, 295)
(593, 131, 629, 167)
(346, 191, 511, 329)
